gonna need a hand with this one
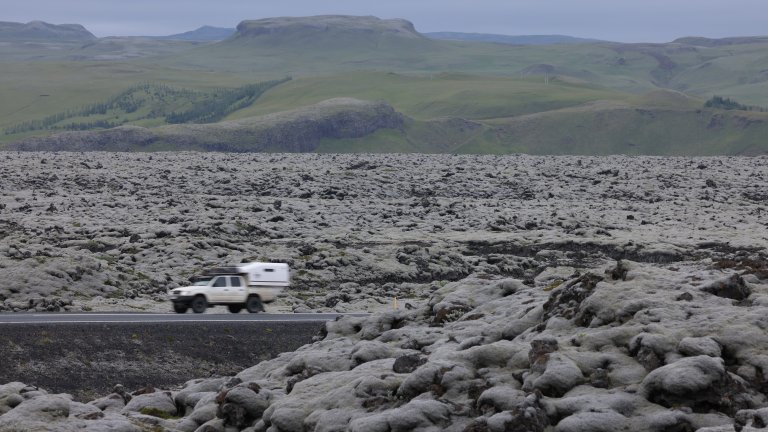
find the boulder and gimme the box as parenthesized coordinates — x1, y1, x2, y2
(392, 354, 427, 374)
(0, 394, 70, 429)
(526, 353, 585, 397)
(701, 274, 751, 301)
(639, 355, 755, 414)
(122, 391, 177, 417)
(216, 383, 272, 428)
(678, 337, 722, 358)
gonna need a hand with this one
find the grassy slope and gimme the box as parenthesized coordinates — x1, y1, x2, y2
(667, 43, 768, 106)
(304, 82, 767, 156)
(0, 60, 266, 143)
(174, 37, 663, 93)
(474, 108, 768, 155)
(0, 37, 200, 62)
(177, 35, 768, 105)
(319, 107, 768, 156)
(240, 72, 768, 156)
(4, 33, 768, 125)
(3, 25, 768, 154)
(227, 72, 634, 121)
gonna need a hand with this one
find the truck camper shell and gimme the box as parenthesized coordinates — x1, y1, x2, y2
(203, 262, 290, 287)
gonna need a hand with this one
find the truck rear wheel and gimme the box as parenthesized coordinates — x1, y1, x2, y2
(227, 304, 243, 314)
(191, 296, 207, 314)
(246, 296, 263, 313)
(173, 304, 188, 314)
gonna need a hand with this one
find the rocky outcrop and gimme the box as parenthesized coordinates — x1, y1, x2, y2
(1, 265, 767, 430)
(8, 98, 404, 152)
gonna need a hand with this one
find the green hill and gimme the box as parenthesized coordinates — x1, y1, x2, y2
(226, 72, 635, 120)
(172, 18, 768, 106)
(2, 79, 288, 136)
(11, 95, 767, 155)
(315, 99, 768, 156)
(3, 15, 768, 155)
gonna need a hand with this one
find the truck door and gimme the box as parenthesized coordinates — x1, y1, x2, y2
(229, 276, 245, 301)
(209, 276, 228, 302)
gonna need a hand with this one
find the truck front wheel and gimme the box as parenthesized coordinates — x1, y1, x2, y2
(191, 296, 208, 314)
(246, 296, 263, 313)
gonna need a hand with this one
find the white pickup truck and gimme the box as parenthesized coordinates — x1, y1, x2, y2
(168, 262, 289, 313)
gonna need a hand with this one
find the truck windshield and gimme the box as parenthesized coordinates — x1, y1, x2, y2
(192, 278, 212, 286)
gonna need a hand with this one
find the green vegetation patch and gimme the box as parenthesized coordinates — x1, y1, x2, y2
(704, 95, 766, 112)
(3, 78, 289, 137)
(139, 407, 178, 419)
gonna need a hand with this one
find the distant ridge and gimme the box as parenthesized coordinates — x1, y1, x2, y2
(153, 26, 235, 41)
(673, 36, 768, 46)
(0, 21, 95, 41)
(425, 32, 604, 45)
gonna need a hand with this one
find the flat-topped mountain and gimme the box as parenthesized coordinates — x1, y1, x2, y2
(0, 20, 95, 41)
(234, 15, 423, 40)
(225, 15, 432, 54)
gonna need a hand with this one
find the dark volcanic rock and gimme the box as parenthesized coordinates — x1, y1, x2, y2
(640, 356, 759, 415)
(528, 338, 559, 369)
(542, 273, 603, 323)
(701, 273, 751, 301)
(393, 354, 427, 373)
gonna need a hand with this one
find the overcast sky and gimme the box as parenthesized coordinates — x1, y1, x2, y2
(4, 0, 766, 42)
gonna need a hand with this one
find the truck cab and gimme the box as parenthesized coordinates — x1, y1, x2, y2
(168, 262, 289, 314)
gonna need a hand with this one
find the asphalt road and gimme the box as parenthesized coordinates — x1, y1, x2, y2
(0, 312, 367, 324)
(0, 312, 358, 399)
